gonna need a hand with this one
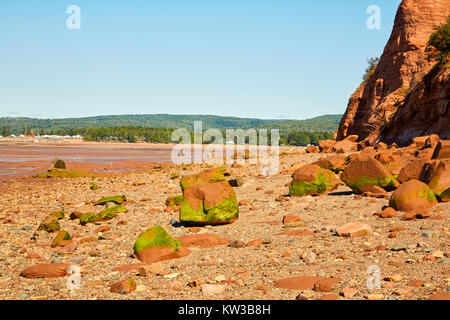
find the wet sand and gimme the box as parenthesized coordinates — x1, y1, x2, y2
(0, 142, 176, 180)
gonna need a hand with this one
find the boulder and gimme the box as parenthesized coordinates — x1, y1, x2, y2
(333, 140, 357, 154)
(314, 154, 347, 173)
(289, 164, 340, 197)
(50, 159, 66, 170)
(306, 145, 319, 153)
(397, 159, 428, 184)
(51, 230, 71, 248)
(95, 195, 127, 206)
(110, 279, 137, 294)
(335, 223, 373, 237)
(318, 140, 335, 153)
(37, 215, 61, 233)
(427, 160, 450, 202)
(432, 140, 450, 159)
(20, 263, 69, 278)
(179, 168, 239, 225)
(340, 157, 399, 193)
(133, 226, 190, 263)
(389, 180, 438, 212)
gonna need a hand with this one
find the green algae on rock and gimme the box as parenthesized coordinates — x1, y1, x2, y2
(165, 195, 184, 208)
(289, 164, 340, 197)
(340, 157, 399, 193)
(179, 168, 239, 225)
(95, 195, 127, 205)
(133, 226, 190, 263)
(180, 167, 227, 191)
(100, 205, 128, 219)
(51, 230, 71, 247)
(37, 215, 61, 233)
(427, 160, 450, 202)
(79, 212, 101, 225)
(32, 169, 94, 179)
(389, 179, 438, 212)
(50, 211, 65, 220)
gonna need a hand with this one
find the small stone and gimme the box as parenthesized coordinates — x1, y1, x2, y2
(110, 279, 136, 294)
(384, 274, 403, 282)
(342, 288, 358, 298)
(201, 284, 226, 296)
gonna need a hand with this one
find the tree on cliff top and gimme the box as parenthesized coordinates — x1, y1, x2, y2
(427, 16, 450, 65)
(362, 57, 380, 82)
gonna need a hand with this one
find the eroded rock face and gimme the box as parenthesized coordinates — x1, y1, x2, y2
(337, 0, 450, 145)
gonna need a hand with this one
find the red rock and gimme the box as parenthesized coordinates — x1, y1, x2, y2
(275, 196, 290, 202)
(110, 278, 137, 294)
(282, 215, 300, 224)
(246, 240, 263, 247)
(275, 276, 337, 291)
(256, 284, 269, 292)
(318, 140, 335, 153)
(432, 140, 450, 159)
(380, 207, 398, 218)
(95, 225, 110, 233)
(428, 292, 450, 300)
(174, 234, 228, 247)
(306, 145, 319, 153)
(135, 246, 190, 263)
(342, 288, 358, 298)
(333, 140, 357, 154)
(389, 179, 438, 212)
(20, 263, 69, 278)
(407, 280, 424, 287)
(314, 278, 340, 292)
(397, 159, 428, 184)
(337, 0, 450, 145)
(336, 223, 373, 238)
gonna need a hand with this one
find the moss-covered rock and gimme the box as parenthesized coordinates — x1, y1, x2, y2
(51, 230, 71, 247)
(133, 226, 190, 263)
(289, 164, 340, 197)
(165, 195, 184, 208)
(32, 169, 93, 179)
(95, 195, 127, 205)
(79, 212, 101, 225)
(313, 155, 347, 173)
(90, 182, 99, 190)
(341, 157, 399, 193)
(50, 159, 66, 170)
(50, 211, 65, 220)
(179, 169, 239, 225)
(180, 167, 226, 191)
(37, 215, 61, 233)
(427, 160, 450, 202)
(100, 205, 128, 220)
(389, 179, 438, 212)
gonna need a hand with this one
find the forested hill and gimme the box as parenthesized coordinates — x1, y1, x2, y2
(0, 114, 342, 134)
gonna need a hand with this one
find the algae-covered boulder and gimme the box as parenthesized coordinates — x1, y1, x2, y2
(179, 168, 239, 225)
(95, 195, 127, 206)
(389, 179, 438, 212)
(50, 211, 65, 220)
(314, 155, 347, 173)
(427, 160, 450, 202)
(100, 205, 128, 218)
(133, 226, 190, 263)
(37, 215, 61, 233)
(51, 230, 71, 247)
(165, 195, 184, 208)
(180, 167, 227, 191)
(80, 212, 101, 225)
(341, 157, 399, 193)
(50, 159, 66, 170)
(289, 164, 340, 197)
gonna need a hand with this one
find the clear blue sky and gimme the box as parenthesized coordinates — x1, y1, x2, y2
(0, 0, 401, 120)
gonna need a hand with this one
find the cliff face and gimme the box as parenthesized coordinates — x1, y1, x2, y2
(337, 0, 450, 146)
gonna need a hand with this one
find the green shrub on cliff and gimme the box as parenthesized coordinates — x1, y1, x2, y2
(428, 16, 450, 65)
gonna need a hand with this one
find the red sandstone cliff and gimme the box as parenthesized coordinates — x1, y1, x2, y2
(337, 0, 450, 146)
